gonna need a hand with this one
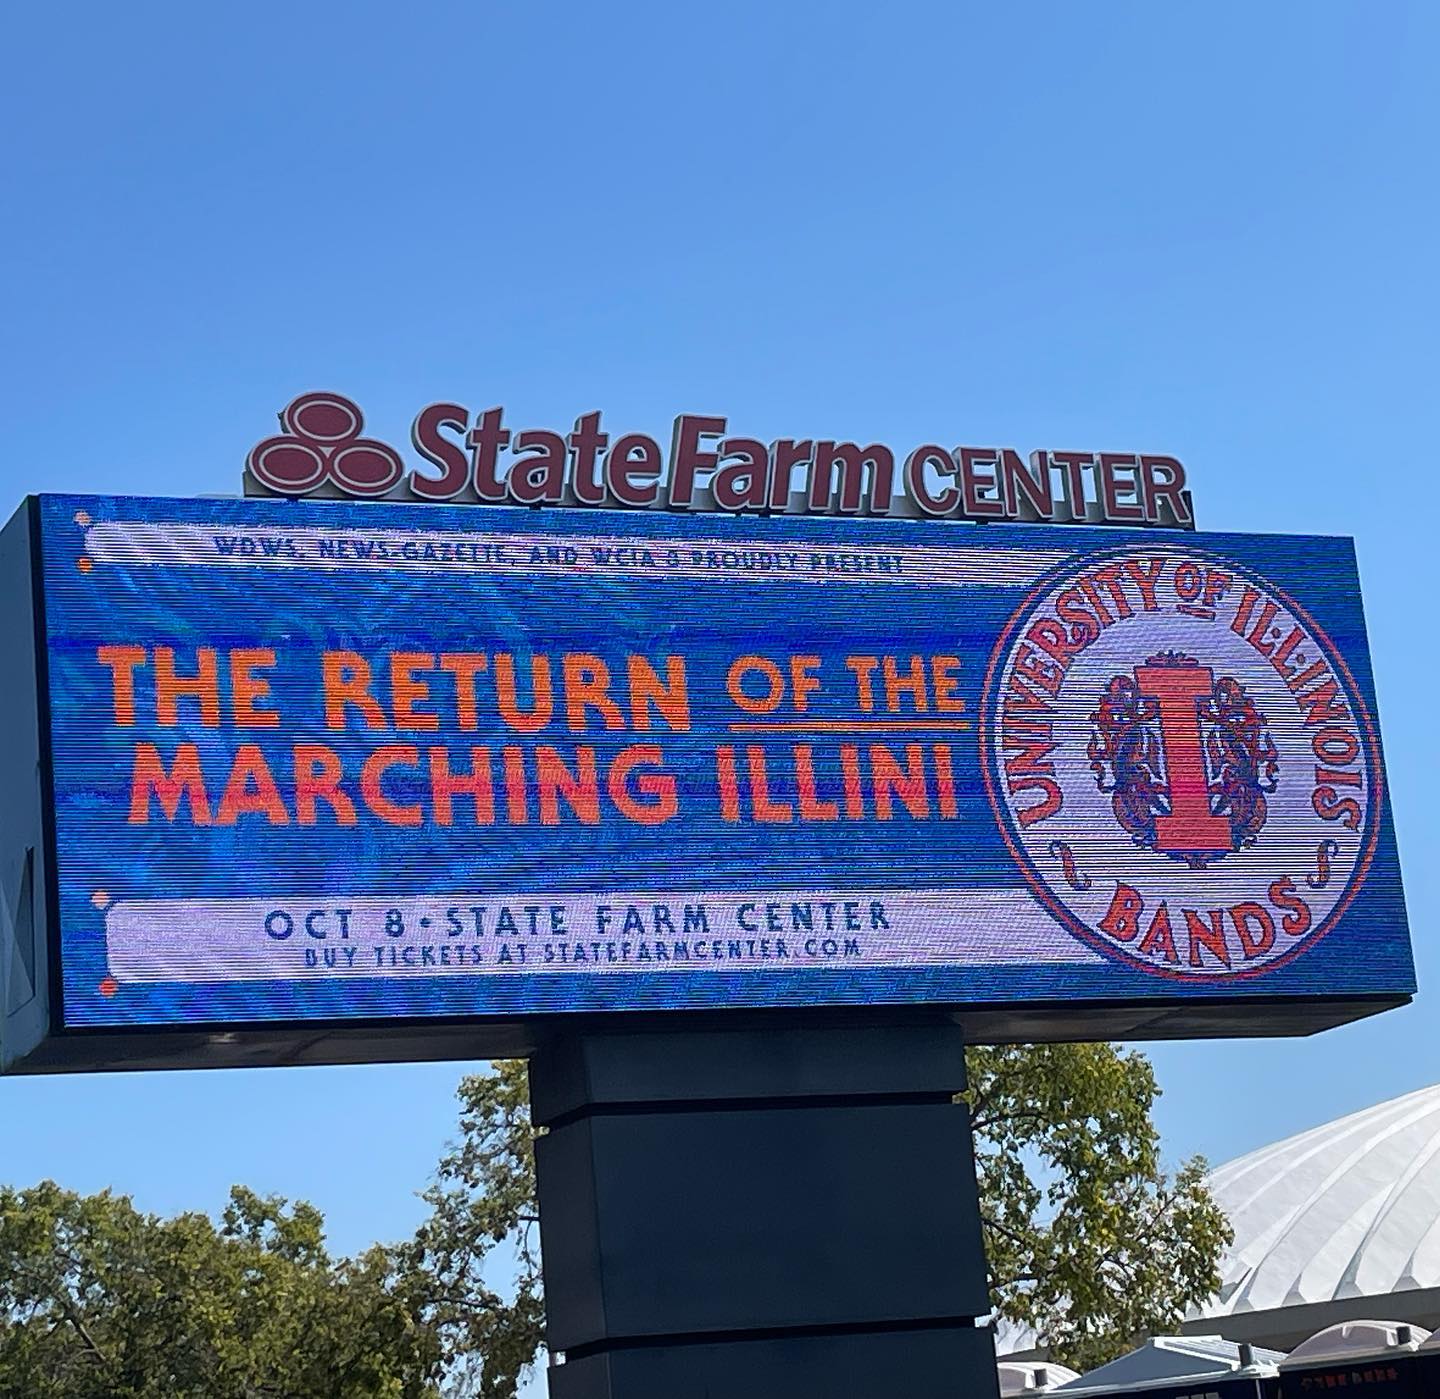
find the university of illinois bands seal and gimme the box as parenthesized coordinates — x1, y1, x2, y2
(981, 546, 1381, 979)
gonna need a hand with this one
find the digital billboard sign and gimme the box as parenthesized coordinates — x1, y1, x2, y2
(0, 494, 1414, 1068)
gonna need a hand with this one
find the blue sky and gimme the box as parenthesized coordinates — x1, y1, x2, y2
(2, 1, 1438, 1387)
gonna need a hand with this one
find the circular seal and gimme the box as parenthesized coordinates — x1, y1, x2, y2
(981, 546, 1381, 979)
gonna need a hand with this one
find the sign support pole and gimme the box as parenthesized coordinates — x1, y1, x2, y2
(529, 1023, 999, 1399)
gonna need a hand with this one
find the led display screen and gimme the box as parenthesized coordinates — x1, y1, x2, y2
(35, 494, 1413, 1031)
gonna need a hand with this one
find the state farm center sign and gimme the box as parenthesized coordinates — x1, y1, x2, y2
(0, 394, 1413, 1075)
(243, 392, 1195, 528)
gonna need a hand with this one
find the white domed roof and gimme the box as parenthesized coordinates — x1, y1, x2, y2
(1197, 1084, 1440, 1318)
(1280, 1318, 1428, 1366)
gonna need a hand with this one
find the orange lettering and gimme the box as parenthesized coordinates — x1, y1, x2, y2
(840, 744, 865, 818)
(1269, 877, 1313, 938)
(609, 745, 678, 824)
(294, 745, 356, 825)
(154, 647, 220, 727)
(97, 645, 146, 725)
(494, 654, 553, 733)
(1099, 883, 1143, 942)
(502, 745, 530, 822)
(871, 743, 929, 820)
(747, 746, 793, 822)
(323, 652, 387, 730)
(390, 651, 439, 731)
(934, 743, 958, 818)
(360, 746, 422, 825)
(230, 648, 279, 728)
(217, 744, 289, 825)
(715, 746, 740, 821)
(1139, 905, 1178, 962)
(626, 654, 690, 731)
(129, 743, 211, 823)
(931, 656, 964, 713)
(727, 656, 785, 713)
(536, 746, 601, 824)
(428, 747, 494, 825)
(562, 653, 624, 732)
(1230, 902, 1275, 959)
(439, 653, 489, 731)
(795, 745, 839, 821)
(881, 656, 928, 713)
(1185, 909, 1232, 968)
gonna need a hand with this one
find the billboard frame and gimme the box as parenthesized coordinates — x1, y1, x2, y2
(0, 495, 1412, 1074)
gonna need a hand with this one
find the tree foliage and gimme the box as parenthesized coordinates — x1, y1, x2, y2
(0, 1180, 442, 1398)
(966, 1043, 1232, 1372)
(0, 1046, 1229, 1394)
(409, 1044, 1230, 1387)
(396, 1060, 543, 1399)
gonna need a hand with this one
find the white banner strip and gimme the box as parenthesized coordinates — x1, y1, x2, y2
(80, 520, 1071, 589)
(102, 889, 1103, 983)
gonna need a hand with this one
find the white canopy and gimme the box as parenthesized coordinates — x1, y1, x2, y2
(1196, 1083, 1440, 1319)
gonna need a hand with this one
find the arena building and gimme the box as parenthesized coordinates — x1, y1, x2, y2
(1182, 1083, 1440, 1351)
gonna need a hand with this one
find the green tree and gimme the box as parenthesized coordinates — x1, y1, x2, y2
(410, 1046, 1230, 1392)
(397, 1061, 543, 1399)
(0, 1047, 1228, 1395)
(966, 1043, 1231, 1373)
(0, 1180, 442, 1398)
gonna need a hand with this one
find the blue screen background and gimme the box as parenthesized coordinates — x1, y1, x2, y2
(37, 494, 1415, 1028)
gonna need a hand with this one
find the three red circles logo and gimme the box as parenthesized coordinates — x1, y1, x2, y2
(247, 393, 405, 498)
